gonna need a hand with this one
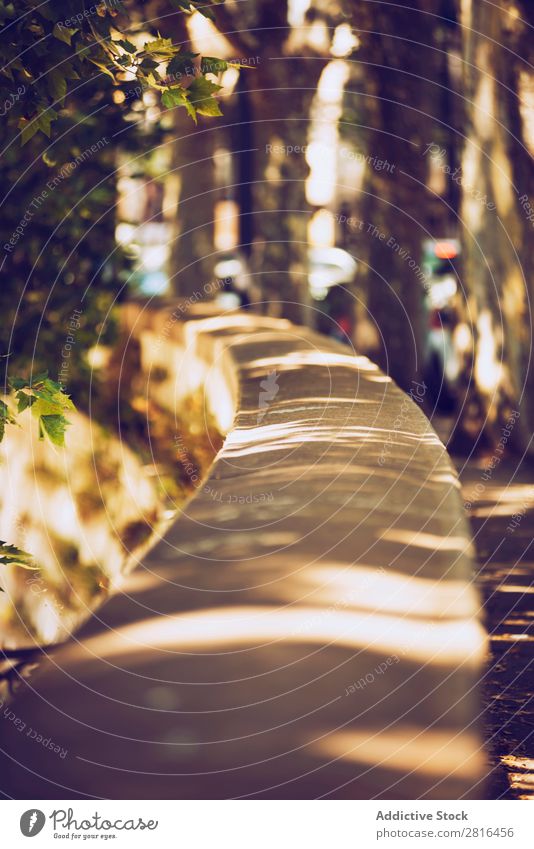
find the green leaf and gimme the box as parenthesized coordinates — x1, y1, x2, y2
(140, 57, 158, 72)
(167, 51, 199, 77)
(201, 56, 228, 75)
(188, 76, 222, 96)
(143, 37, 176, 58)
(63, 63, 80, 81)
(43, 377, 66, 395)
(7, 373, 75, 446)
(19, 117, 39, 145)
(36, 107, 57, 137)
(39, 414, 69, 446)
(30, 397, 64, 417)
(117, 39, 137, 54)
(47, 69, 67, 103)
(161, 87, 197, 121)
(0, 541, 38, 570)
(53, 23, 77, 45)
(16, 392, 35, 413)
(89, 59, 116, 80)
(161, 87, 188, 109)
(29, 388, 75, 417)
(0, 400, 16, 443)
(182, 96, 198, 121)
(187, 75, 222, 117)
(9, 371, 48, 390)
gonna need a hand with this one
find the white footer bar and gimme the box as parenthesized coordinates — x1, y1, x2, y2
(3, 800, 530, 848)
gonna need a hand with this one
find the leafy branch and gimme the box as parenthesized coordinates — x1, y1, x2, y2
(0, 373, 74, 589)
(0, 540, 38, 591)
(1, 0, 228, 144)
(1, 372, 75, 447)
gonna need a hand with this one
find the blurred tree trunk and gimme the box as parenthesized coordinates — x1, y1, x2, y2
(163, 11, 216, 298)
(229, 72, 254, 258)
(450, 0, 534, 452)
(215, 1, 327, 323)
(250, 51, 319, 322)
(168, 119, 216, 298)
(351, 0, 452, 391)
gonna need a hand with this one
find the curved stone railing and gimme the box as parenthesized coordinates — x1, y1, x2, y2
(0, 309, 487, 800)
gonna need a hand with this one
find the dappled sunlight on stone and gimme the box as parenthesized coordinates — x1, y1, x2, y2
(247, 351, 378, 372)
(222, 424, 441, 463)
(382, 529, 472, 554)
(366, 374, 393, 383)
(309, 727, 486, 780)
(74, 604, 486, 669)
(278, 565, 481, 619)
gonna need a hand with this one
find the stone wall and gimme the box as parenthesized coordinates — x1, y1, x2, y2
(0, 308, 487, 799)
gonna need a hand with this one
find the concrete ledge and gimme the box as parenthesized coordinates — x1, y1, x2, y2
(0, 311, 487, 799)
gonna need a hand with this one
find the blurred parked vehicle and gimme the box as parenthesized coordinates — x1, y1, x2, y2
(308, 246, 358, 301)
(213, 247, 358, 316)
(316, 284, 355, 345)
(421, 238, 462, 411)
(309, 246, 357, 345)
(214, 253, 254, 309)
